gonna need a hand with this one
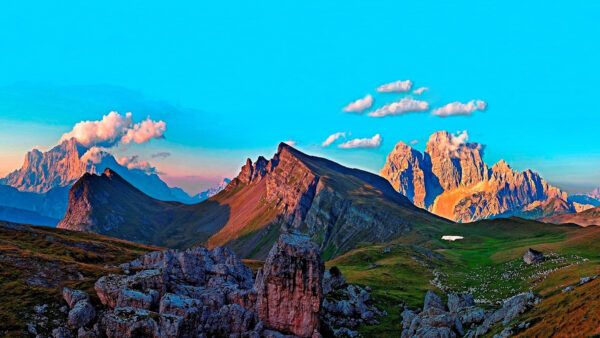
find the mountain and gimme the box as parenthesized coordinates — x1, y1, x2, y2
(514, 197, 576, 219)
(380, 131, 570, 222)
(569, 187, 600, 208)
(0, 205, 60, 226)
(541, 205, 600, 227)
(0, 184, 68, 221)
(194, 178, 232, 201)
(0, 139, 200, 225)
(57, 168, 223, 245)
(58, 143, 449, 259)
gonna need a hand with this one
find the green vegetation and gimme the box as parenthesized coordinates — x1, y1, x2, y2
(329, 218, 600, 337)
(0, 222, 158, 337)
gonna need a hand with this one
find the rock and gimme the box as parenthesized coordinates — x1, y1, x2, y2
(34, 304, 48, 314)
(77, 327, 97, 338)
(475, 293, 535, 336)
(580, 276, 592, 285)
(52, 327, 73, 338)
(423, 290, 445, 313)
(523, 248, 544, 265)
(68, 300, 96, 329)
(401, 309, 417, 329)
(323, 266, 346, 295)
(63, 288, 90, 309)
(562, 286, 574, 293)
(448, 293, 475, 313)
(380, 131, 569, 222)
(254, 233, 324, 337)
(116, 289, 159, 310)
(27, 322, 37, 335)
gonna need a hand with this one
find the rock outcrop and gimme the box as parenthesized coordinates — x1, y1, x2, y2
(401, 291, 537, 337)
(49, 233, 385, 337)
(523, 248, 544, 265)
(381, 131, 570, 222)
(255, 233, 324, 337)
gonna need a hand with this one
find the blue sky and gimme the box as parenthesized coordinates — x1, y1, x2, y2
(0, 1, 599, 193)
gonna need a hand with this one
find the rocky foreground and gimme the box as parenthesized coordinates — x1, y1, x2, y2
(43, 233, 385, 338)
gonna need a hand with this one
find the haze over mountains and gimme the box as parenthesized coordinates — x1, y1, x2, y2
(380, 131, 573, 222)
(0, 138, 225, 225)
(58, 143, 449, 259)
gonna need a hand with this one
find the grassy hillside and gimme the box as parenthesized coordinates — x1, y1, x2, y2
(0, 221, 160, 337)
(328, 218, 600, 337)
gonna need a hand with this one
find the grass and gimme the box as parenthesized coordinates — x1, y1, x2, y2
(0, 221, 158, 337)
(326, 218, 600, 337)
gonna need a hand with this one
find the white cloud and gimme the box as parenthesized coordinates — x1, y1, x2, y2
(377, 80, 413, 93)
(284, 140, 297, 147)
(117, 155, 159, 174)
(343, 94, 373, 113)
(410, 140, 419, 145)
(368, 98, 429, 117)
(339, 134, 383, 149)
(121, 117, 166, 145)
(322, 132, 346, 147)
(412, 87, 428, 95)
(59, 111, 166, 147)
(80, 146, 108, 164)
(432, 100, 487, 117)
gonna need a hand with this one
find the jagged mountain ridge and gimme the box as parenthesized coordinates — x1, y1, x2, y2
(380, 131, 569, 222)
(58, 143, 449, 260)
(1, 138, 199, 203)
(0, 139, 202, 225)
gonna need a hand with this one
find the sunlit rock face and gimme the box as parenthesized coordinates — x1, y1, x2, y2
(381, 131, 570, 222)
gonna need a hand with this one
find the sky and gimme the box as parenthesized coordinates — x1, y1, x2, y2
(0, 1, 599, 194)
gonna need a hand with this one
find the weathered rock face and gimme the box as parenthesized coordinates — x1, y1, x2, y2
(381, 131, 571, 222)
(255, 233, 324, 337)
(47, 234, 384, 338)
(208, 142, 446, 260)
(523, 248, 544, 265)
(401, 291, 537, 337)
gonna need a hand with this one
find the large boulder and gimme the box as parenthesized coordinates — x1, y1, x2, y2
(62, 288, 90, 309)
(523, 248, 543, 265)
(447, 293, 475, 313)
(254, 233, 324, 337)
(67, 299, 96, 329)
(323, 266, 346, 295)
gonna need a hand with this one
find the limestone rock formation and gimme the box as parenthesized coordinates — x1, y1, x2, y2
(254, 233, 324, 337)
(46, 233, 384, 337)
(523, 248, 544, 265)
(381, 131, 571, 222)
(401, 291, 537, 337)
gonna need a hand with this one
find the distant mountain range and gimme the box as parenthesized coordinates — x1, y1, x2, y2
(380, 131, 572, 222)
(0, 138, 224, 225)
(58, 143, 449, 259)
(542, 204, 600, 227)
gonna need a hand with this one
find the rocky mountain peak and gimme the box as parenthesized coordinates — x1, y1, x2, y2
(381, 131, 571, 222)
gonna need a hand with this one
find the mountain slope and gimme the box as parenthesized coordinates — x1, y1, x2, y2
(58, 143, 450, 259)
(541, 205, 600, 227)
(380, 131, 569, 222)
(57, 168, 227, 246)
(203, 143, 450, 259)
(0, 220, 159, 336)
